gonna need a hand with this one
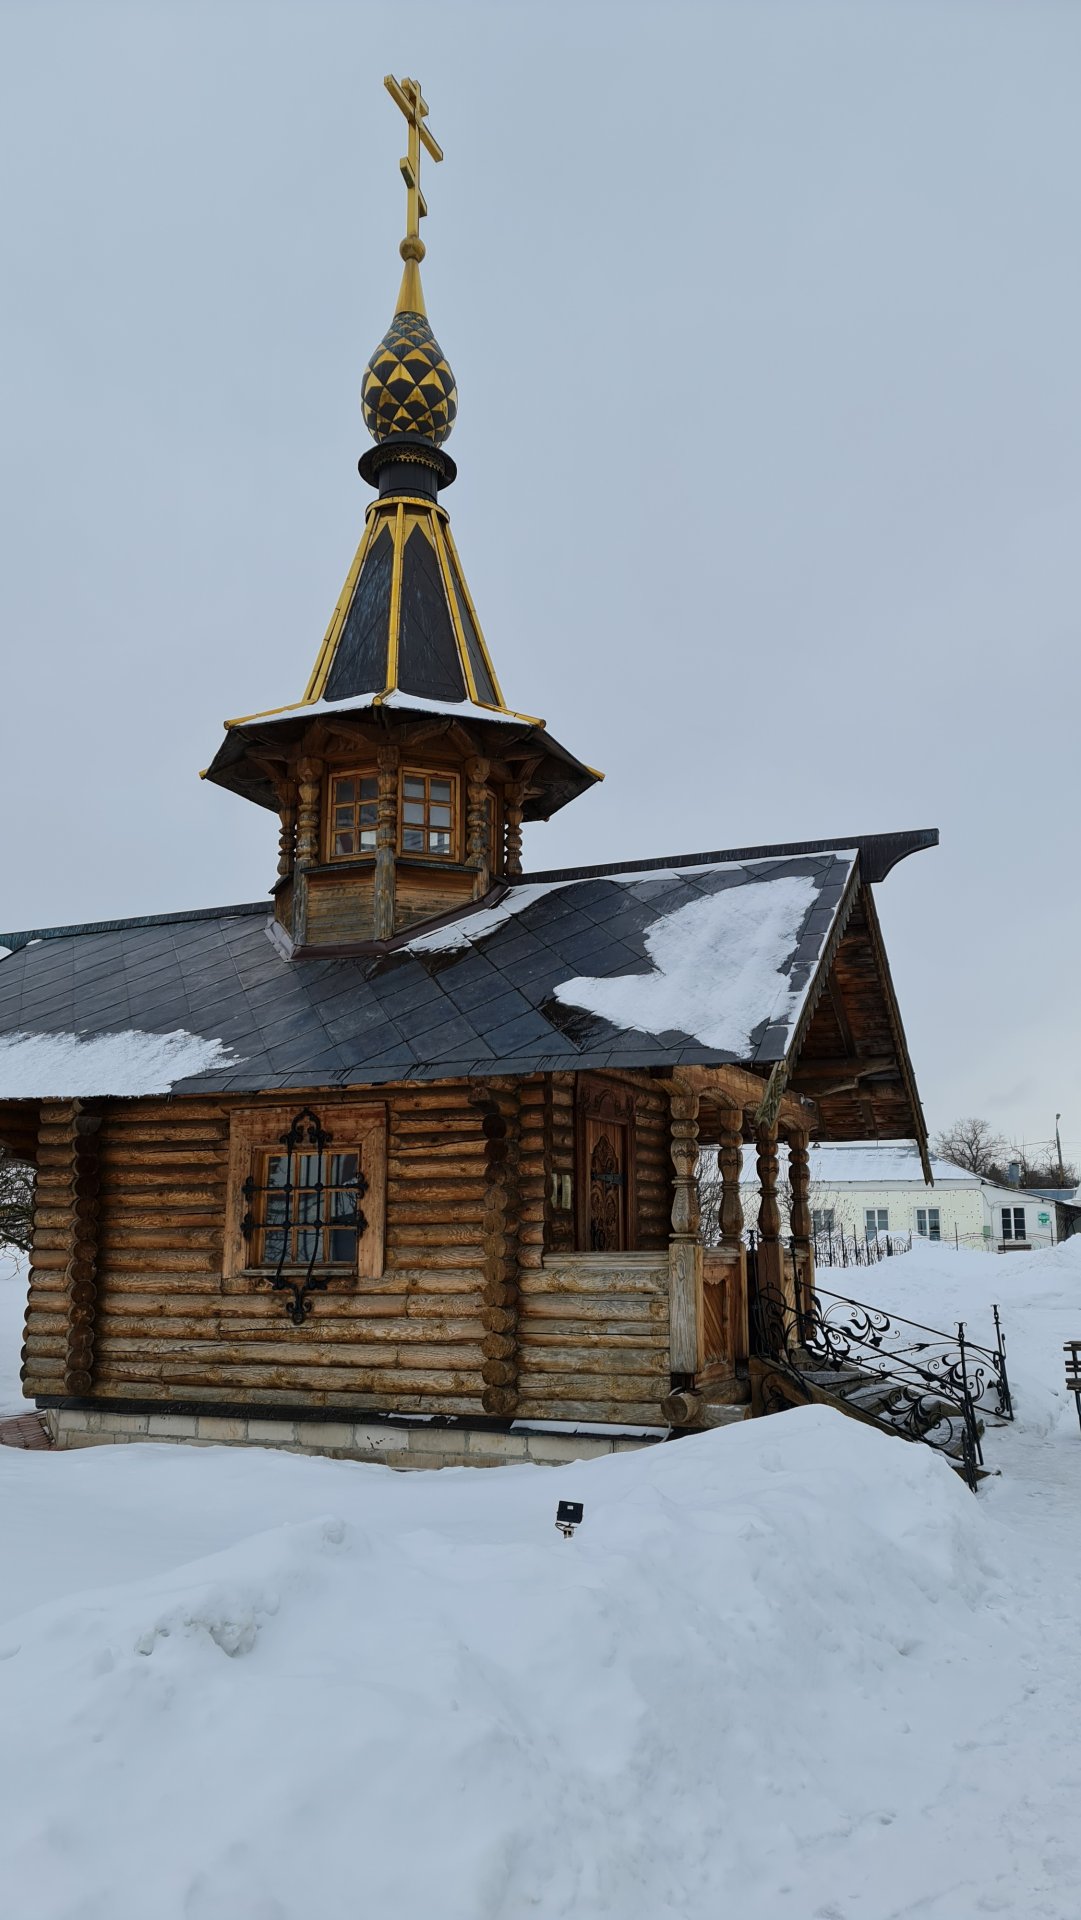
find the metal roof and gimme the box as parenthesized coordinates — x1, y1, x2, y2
(0, 848, 861, 1098)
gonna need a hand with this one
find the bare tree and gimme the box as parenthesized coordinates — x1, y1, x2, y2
(0, 1150, 34, 1255)
(1009, 1143, 1080, 1190)
(931, 1118, 1008, 1180)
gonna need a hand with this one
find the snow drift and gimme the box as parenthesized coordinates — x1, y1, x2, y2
(1, 1239, 1080, 1917)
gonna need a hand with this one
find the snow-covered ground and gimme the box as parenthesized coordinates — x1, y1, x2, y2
(0, 1239, 1078, 1918)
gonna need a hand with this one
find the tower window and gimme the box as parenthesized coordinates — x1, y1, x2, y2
(401, 770, 458, 857)
(328, 771, 378, 858)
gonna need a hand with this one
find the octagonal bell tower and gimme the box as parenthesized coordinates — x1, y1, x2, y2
(203, 75, 599, 952)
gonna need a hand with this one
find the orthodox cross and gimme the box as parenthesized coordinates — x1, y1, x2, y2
(384, 74, 443, 255)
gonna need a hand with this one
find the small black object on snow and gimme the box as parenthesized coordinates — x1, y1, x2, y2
(555, 1500, 584, 1539)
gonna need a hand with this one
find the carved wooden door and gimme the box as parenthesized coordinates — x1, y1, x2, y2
(585, 1119, 628, 1252)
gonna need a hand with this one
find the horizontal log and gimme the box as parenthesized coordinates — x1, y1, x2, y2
(98, 1148, 225, 1172)
(522, 1297, 664, 1328)
(385, 1222, 482, 1246)
(513, 1396, 664, 1425)
(386, 1247, 481, 1272)
(519, 1347, 664, 1378)
(93, 1357, 483, 1395)
(522, 1268, 666, 1297)
(520, 1331, 666, 1357)
(97, 1314, 481, 1347)
(98, 1228, 224, 1251)
(81, 1383, 486, 1416)
(92, 1250, 222, 1275)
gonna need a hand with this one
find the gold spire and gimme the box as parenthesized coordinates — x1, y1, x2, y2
(384, 74, 443, 317)
(361, 78, 457, 447)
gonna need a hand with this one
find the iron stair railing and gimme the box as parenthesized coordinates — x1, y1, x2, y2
(746, 1233, 1013, 1492)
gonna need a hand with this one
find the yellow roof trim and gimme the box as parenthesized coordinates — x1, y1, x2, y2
(303, 513, 376, 704)
(442, 520, 507, 711)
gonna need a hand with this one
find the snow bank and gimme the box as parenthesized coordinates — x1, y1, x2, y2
(1, 1242, 1079, 1916)
(0, 1409, 1037, 1920)
(0, 1027, 236, 1098)
(554, 873, 819, 1052)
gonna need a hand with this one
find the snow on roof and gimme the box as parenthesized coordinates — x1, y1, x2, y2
(0, 1029, 237, 1099)
(737, 1141, 977, 1185)
(553, 872, 820, 1056)
(227, 687, 545, 733)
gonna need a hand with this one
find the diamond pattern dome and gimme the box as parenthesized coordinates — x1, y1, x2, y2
(361, 310, 458, 447)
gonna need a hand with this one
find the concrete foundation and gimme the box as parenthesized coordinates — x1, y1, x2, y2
(42, 1405, 670, 1469)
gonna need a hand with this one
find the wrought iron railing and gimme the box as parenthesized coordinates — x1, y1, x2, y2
(746, 1233, 1012, 1492)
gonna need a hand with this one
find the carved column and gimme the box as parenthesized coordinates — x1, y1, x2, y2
(667, 1086, 701, 1379)
(755, 1120, 787, 1318)
(718, 1104, 748, 1367)
(787, 1127, 814, 1335)
(717, 1108, 744, 1255)
(295, 758, 321, 868)
(475, 1085, 522, 1416)
(373, 744, 400, 940)
(505, 781, 525, 877)
(277, 793, 296, 880)
(466, 756, 491, 899)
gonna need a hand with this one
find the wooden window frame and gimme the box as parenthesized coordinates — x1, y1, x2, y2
(325, 767, 379, 864)
(574, 1079, 638, 1253)
(223, 1102, 386, 1291)
(399, 766, 461, 862)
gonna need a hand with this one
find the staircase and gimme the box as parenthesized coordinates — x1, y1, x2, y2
(747, 1249, 1012, 1491)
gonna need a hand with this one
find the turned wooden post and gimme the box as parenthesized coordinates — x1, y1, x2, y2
(787, 1126, 814, 1334)
(276, 788, 296, 880)
(373, 744, 400, 940)
(466, 755, 491, 899)
(668, 1087, 701, 1376)
(505, 781, 525, 876)
(718, 1104, 749, 1366)
(754, 1120, 787, 1316)
(717, 1107, 744, 1255)
(295, 757, 321, 868)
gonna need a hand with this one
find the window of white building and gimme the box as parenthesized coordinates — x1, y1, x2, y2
(1001, 1206, 1026, 1242)
(916, 1207, 941, 1241)
(864, 1208, 889, 1239)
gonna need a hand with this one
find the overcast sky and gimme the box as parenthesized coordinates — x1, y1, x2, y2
(1, 1, 1078, 1165)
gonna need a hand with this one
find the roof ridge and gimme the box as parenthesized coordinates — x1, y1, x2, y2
(0, 901, 268, 952)
(522, 830, 937, 888)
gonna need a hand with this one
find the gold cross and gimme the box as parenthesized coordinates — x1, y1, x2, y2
(384, 74, 443, 251)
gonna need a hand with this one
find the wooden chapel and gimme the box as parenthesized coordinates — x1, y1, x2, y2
(0, 77, 936, 1467)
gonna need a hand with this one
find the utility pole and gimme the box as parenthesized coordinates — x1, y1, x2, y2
(1055, 1114, 1066, 1187)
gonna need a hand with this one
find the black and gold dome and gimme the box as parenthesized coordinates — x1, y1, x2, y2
(361, 309, 457, 447)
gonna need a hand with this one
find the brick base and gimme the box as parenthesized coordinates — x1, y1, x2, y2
(42, 1406, 667, 1469)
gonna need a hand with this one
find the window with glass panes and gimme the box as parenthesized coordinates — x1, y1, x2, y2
(916, 1207, 941, 1241)
(401, 770, 457, 856)
(1001, 1206, 1026, 1241)
(865, 1208, 889, 1238)
(250, 1143, 365, 1269)
(328, 772, 378, 858)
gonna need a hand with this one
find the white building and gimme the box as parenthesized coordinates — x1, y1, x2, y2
(737, 1141, 1066, 1253)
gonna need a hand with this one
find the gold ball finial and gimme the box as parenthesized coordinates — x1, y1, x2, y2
(400, 235, 426, 263)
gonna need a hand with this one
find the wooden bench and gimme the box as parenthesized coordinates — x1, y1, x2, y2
(1066, 1343, 1081, 1432)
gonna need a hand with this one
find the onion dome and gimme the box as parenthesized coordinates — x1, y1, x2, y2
(361, 305, 457, 447)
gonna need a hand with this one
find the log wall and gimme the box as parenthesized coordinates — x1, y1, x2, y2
(22, 1071, 676, 1426)
(517, 1253, 670, 1425)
